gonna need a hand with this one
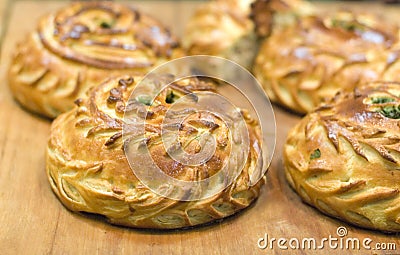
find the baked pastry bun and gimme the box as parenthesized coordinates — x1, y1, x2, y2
(8, 1, 182, 118)
(253, 11, 400, 114)
(284, 82, 400, 232)
(182, 0, 257, 69)
(46, 74, 265, 229)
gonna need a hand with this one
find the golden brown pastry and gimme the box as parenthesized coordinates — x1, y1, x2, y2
(284, 82, 400, 232)
(182, 0, 314, 69)
(250, 0, 315, 38)
(182, 0, 257, 69)
(46, 74, 265, 229)
(8, 1, 182, 118)
(253, 11, 400, 114)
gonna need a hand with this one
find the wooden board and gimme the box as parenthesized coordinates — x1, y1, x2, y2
(0, 0, 9, 49)
(0, 1, 399, 254)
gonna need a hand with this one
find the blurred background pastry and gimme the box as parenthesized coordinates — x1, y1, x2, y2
(252, 3, 400, 114)
(183, 0, 314, 70)
(182, 0, 257, 69)
(8, 1, 182, 118)
(284, 81, 400, 232)
(250, 0, 315, 38)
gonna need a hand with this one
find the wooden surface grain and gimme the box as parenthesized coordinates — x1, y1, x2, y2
(0, 0, 8, 50)
(0, 1, 399, 255)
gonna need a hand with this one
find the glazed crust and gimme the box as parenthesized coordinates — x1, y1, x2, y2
(46, 74, 265, 229)
(284, 82, 400, 232)
(253, 11, 400, 114)
(8, 1, 182, 118)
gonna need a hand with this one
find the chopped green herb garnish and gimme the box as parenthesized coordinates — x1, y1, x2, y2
(310, 149, 321, 160)
(379, 105, 400, 119)
(371, 97, 395, 104)
(100, 21, 112, 29)
(165, 90, 179, 104)
(136, 95, 152, 106)
(331, 19, 363, 32)
(370, 97, 400, 119)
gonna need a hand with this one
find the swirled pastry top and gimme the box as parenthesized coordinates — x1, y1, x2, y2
(253, 11, 400, 113)
(313, 82, 400, 164)
(8, 1, 182, 118)
(284, 82, 400, 232)
(46, 74, 265, 229)
(39, 1, 178, 69)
